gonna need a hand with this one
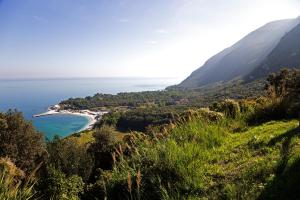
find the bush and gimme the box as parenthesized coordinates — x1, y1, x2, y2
(46, 136, 93, 182)
(0, 110, 46, 173)
(88, 126, 118, 173)
(239, 99, 257, 114)
(116, 108, 178, 132)
(247, 99, 288, 124)
(38, 166, 84, 200)
(197, 108, 224, 122)
(94, 112, 121, 129)
(210, 99, 241, 118)
(262, 69, 300, 120)
(82, 178, 107, 200)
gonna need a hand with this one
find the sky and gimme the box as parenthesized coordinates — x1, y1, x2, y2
(0, 0, 300, 79)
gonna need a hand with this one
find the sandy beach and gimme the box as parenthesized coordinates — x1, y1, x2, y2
(33, 105, 108, 132)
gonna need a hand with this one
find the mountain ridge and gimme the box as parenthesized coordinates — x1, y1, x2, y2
(178, 17, 300, 88)
(247, 20, 300, 80)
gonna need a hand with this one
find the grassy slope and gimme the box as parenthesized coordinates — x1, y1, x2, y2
(66, 129, 126, 147)
(207, 120, 300, 199)
(64, 115, 300, 199)
(108, 118, 300, 199)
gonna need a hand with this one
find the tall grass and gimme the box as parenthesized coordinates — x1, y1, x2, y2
(0, 159, 36, 200)
(102, 105, 300, 199)
(104, 115, 235, 199)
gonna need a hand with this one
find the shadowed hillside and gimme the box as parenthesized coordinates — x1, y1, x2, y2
(247, 21, 300, 80)
(178, 17, 300, 88)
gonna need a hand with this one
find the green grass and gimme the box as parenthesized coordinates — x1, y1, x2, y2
(67, 129, 127, 147)
(0, 163, 36, 200)
(207, 120, 299, 199)
(104, 117, 300, 199)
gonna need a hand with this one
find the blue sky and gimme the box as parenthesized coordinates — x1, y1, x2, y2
(0, 0, 300, 79)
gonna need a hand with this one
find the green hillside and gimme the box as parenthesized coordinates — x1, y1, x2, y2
(105, 118, 299, 199)
(0, 69, 299, 199)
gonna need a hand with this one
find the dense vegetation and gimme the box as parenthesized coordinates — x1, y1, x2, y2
(60, 79, 265, 112)
(96, 106, 185, 132)
(60, 91, 191, 110)
(0, 69, 299, 199)
(0, 110, 46, 173)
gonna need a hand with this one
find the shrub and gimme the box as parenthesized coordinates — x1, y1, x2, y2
(116, 108, 178, 132)
(210, 99, 241, 118)
(239, 99, 256, 114)
(46, 136, 93, 182)
(0, 110, 46, 173)
(263, 69, 300, 120)
(82, 178, 107, 200)
(94, 112, 121, 129)
(247, 98, 288, 124)
(198, 108, 224, 122)
(38, 166, 84, 200)
(88, 126, 118, 173)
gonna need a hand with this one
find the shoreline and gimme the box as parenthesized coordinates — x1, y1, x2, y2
(33, 104, 108, 132)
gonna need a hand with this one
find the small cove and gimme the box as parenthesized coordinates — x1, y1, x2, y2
(0, 77, 180, 139)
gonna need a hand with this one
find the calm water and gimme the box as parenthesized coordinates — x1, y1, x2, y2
(0, 77, 180, 139)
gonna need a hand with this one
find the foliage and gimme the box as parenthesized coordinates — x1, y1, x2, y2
(2, 70, 300, 199)
(46, 136, 94, 182)
(60, 79, 265, 111)
(88, 126, 118, 176)
(38, 166, 84, 200)
(5, 108, 300, 199)
(210, 99, 241, 118)
(265, 68, 300, 117)
(60, 91, 191, 110)
(115, 108, 179, 132)
(0, 158, 36, 200)
(247, 69, 300, 124)
(0, 110, 46, 173)
(95, 112, 121, 128)
(97, 107, 224, 134)
(101, 115, 300, 199)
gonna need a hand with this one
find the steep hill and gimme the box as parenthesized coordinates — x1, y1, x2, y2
(247, 22, 300, 80)
(179, 17, 300, 88)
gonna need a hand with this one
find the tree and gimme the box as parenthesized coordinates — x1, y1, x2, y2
(39, 166, 84, 200)
(0, 110, 46, 173)
(265, 69, 300, 125)
(265, 69, 290, 99)
(88, 126, 117, 180)
(46, 136, 93, 182)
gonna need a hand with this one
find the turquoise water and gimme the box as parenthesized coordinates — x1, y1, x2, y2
(0, 77, 180, 139)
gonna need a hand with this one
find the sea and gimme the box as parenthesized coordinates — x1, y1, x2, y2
(0, 77, 180, 139)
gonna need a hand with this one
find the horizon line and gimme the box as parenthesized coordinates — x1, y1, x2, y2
(0, 76, 183, 81)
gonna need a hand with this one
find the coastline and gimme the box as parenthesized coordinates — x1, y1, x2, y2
(33, 105, 108, 132)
